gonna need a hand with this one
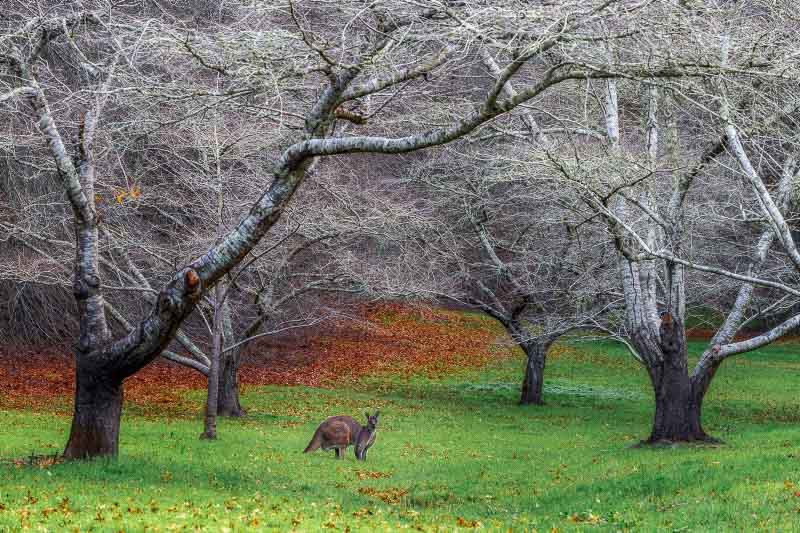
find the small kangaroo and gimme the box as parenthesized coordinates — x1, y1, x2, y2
(304, 411, 379, 460)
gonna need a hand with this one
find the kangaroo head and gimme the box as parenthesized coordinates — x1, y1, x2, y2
(364, 410, 379, 431)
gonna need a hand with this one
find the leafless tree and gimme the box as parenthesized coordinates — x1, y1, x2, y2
(548, 1, 800, 443)
(397, 143, 617, 405)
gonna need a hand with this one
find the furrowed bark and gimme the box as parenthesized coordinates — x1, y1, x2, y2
(502, 319, 557, 406)
(63, 364, 123, 459)
(519, 340, 549, 405)
(645, 313, 710, 443)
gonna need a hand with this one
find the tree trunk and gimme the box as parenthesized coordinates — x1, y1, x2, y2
(645, 312, 713, 443)
(217, 348, 245, 417)
(647, 365, 707, 443)
(63, 363, 123, 459)
(519, 341, 547, 405)
(502, 319, 555, 406)
(201, 354, 220, 439)
(201, 284, 224, 440)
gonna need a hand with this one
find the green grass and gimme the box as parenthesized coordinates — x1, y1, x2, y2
(3, 338, 800, 531)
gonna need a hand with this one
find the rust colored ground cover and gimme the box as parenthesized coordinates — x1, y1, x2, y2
(0, 304, 518, 415)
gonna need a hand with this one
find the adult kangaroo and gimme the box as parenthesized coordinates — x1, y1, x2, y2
(304, 411, 379, 460)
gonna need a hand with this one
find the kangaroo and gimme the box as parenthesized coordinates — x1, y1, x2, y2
(354, 411, 379, 461)
(304, 411, 379, 460)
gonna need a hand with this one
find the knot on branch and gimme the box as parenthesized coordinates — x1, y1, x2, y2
(659, 311, 685, 367)
(157, 269, 202, 319)
(184, 269, 201, 299)
(73, 279, 89, 300)
(73, 274, 100, 300)
(72, 280, 89, 300)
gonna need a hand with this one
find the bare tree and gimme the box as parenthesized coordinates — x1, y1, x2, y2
(400, 144, 616, 405)
(549, 2, 800, 442)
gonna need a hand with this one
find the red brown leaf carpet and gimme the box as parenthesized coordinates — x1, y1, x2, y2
(0, 304, 520, 416)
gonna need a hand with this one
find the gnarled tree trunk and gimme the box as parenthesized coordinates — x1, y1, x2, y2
(519, 341, 547, 405)
(647, 366, 707, 443)
(63, 364, 123, 459)
(505, 320, 557, 406)
(644, 313, 713, 443)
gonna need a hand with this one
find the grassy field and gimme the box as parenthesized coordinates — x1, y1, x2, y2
(2, 328, 800, 531)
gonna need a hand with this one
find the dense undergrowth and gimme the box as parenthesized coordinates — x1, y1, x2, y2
(2, 306, 800, 531)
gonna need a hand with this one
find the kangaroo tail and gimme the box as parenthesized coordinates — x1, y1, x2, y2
(304, 429, 322, 453)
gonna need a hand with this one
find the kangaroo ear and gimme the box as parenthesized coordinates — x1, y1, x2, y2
(374, 410, 380, 418)
(364, 411, 370, 419)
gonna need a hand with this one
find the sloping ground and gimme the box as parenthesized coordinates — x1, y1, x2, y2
(0, 304, 528, 415)
(5, 309, 800, 530)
